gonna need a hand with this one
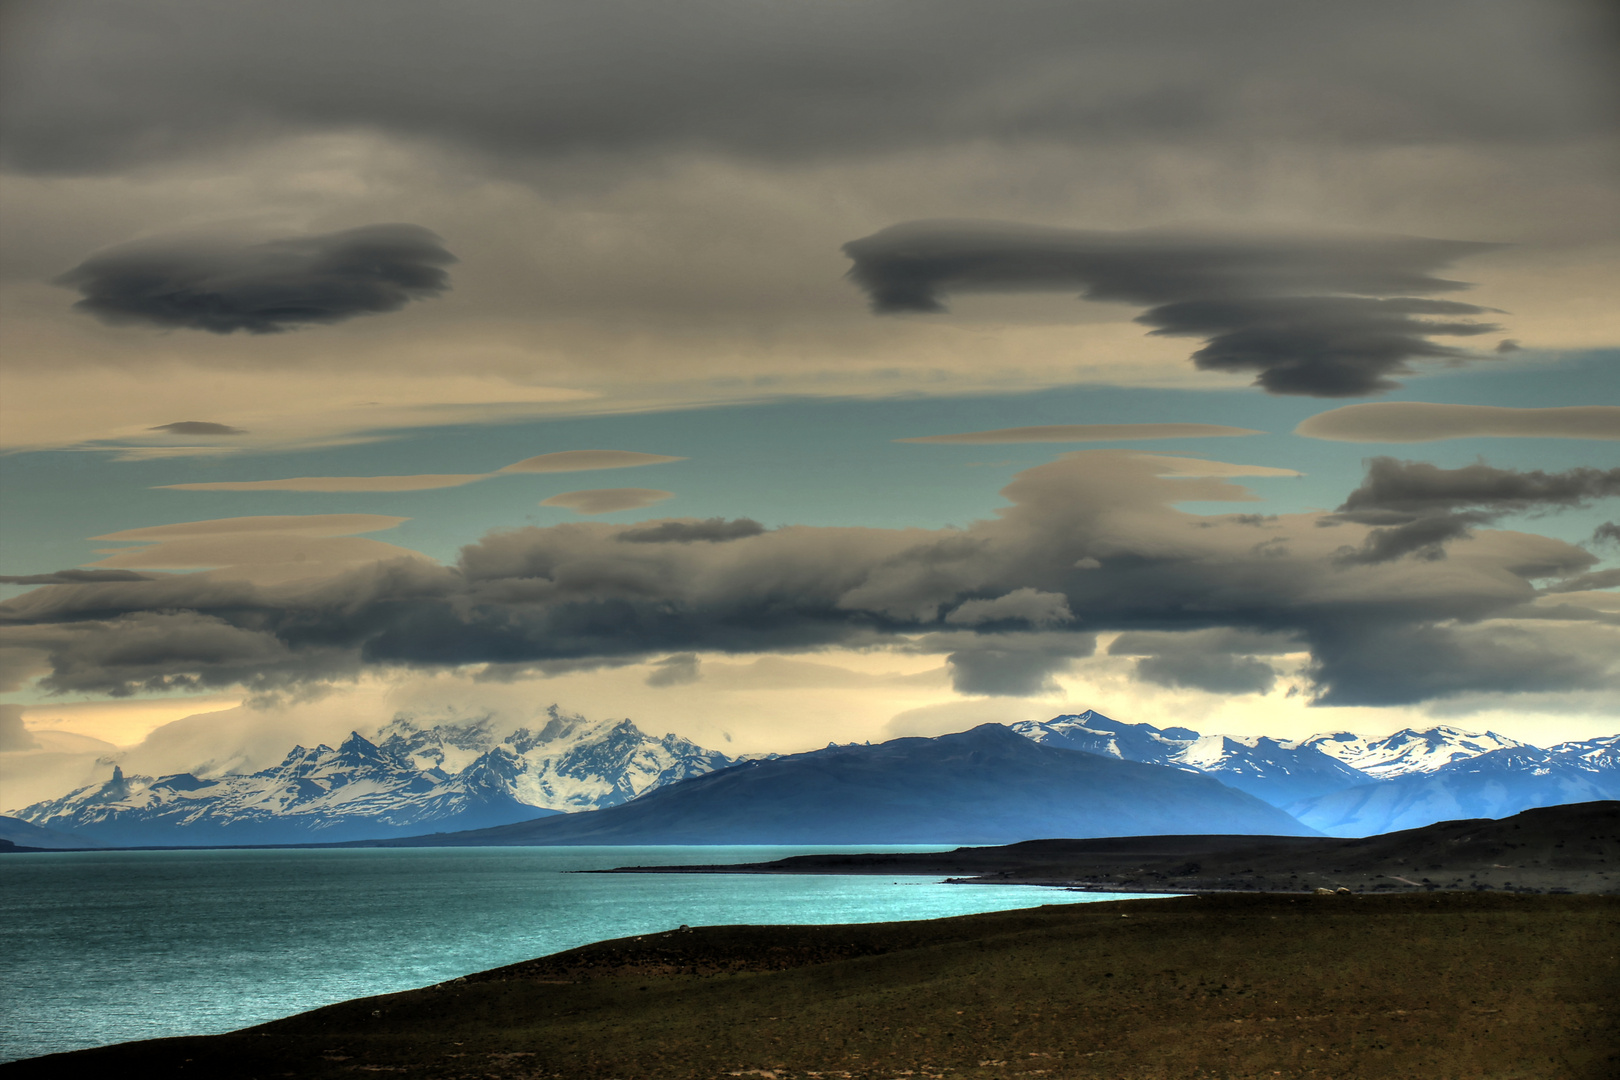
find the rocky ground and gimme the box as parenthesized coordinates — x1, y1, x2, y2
(5, 891, 1616, 1079)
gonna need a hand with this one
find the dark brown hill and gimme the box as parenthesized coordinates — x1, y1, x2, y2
(605, 800, 1620, 895)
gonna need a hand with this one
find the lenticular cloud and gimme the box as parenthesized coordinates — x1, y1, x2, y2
(56, 224, 456, 334)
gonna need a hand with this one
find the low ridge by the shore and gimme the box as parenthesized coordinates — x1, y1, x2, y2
(601, 801, 1620, 897)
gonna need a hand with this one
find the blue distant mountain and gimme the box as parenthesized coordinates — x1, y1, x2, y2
(1011, 711, 1369, 806)
(1287, 736, 1620, 837)
(13, 706, 1615, 847)
(380, 723, 1317, 846)
(0, 815, 105, 851)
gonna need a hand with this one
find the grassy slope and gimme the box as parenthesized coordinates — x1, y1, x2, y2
(7, 892, 1616, 1079)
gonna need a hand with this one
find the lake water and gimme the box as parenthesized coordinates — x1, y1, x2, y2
(0, 846, 1141, 1062)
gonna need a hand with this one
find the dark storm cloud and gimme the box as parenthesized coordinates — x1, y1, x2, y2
(2, 451, 1613, 705)
(645, 652, 702, 687)
(1339, 458, 1620, 515)
(1594, 522, 1620, 547)
(1329, 457, 1620, 565)
(2, 1, 1608, 174)
(149, 421, 246, 435)
(55, 224, 455, 334)
(0, 704, 39, 751)
(1540, 568, 1620, 594)
(844, 222, 1499, 396)
(618, 518, 766, 544)
(1110, 628, 1299, 695)
(941, 634, 1097, 697)
(1300, 620, 1613, 706)
(0, 569, 152, 585)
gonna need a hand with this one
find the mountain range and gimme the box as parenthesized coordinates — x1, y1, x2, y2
(10, 706, 1617, 847)
(13, 709, 733, 846)
(1014, 712, 1619, 837)
(375, 723, 1313, 846)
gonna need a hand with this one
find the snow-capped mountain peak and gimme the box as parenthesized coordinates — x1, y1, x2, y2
(16, 708, 736, 846)
(1301, 725, 1524, 779)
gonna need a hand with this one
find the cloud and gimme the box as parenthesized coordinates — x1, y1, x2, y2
(618, 518, 766, 544)
(0, 569, 151, 585)
(540, 488, 674, 515)
(55, 224, 455, 334)
(3, 2, 1609, 175)
(1593, 522, 1620, 547)
(1540, 569, 1620, 595)
(81, 513, 428, 585)
(940, 633, 1098, 697)
(3, 452, 1613, 705)
(161, 474, 492, 493)
(1128, 455, 1300, 479)
(944, 588, 1073, 628)
(844, 221, 1500, 396)
(1338, 458, 1620, 516)
(149, 421, 246, 436)
(1328, 457, 1620, 565)
(1110, 628, 1300, 695)
(645, 652, 702, 687)
(897, 423, 1262, 444)
(0, 705, 40, 751)
(1296, 404, 1620, 443)
(499, 451, 686, 473)
(158, 449, 685, 492)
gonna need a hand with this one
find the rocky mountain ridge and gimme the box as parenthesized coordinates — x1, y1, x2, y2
(1011, 711, 1618, 835)
(14, 709, 735, 846)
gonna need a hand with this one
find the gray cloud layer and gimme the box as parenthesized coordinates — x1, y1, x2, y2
(898, 423, 1260, 444)
(618, 518, 766, 544)
(55, 224, 455, 334)
(3, 1, 1608, 175)
(150, 421, 247, 436)
(844, 222, 1499, 396)
(3, 451, 1612, 706)
(1110, 628, 1301, 695)
(1297, 404, 1620, 443)
(0, 569, 152, 585)
(1328, 457, 1620, 565)
(0, 705, 38, 751)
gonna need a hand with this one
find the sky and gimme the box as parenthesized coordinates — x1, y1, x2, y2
(1, 0, 1616, 808)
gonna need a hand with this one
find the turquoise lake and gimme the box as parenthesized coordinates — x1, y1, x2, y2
(0, 846, 1144, 1062)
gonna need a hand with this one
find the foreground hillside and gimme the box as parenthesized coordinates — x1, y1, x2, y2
(9, 892, 1613, 1079)
(377, 723, 1312, 845)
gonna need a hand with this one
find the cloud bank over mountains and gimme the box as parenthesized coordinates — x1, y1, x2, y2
(3, 451, 1613, 706)
(0, 1, 1613, 754)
